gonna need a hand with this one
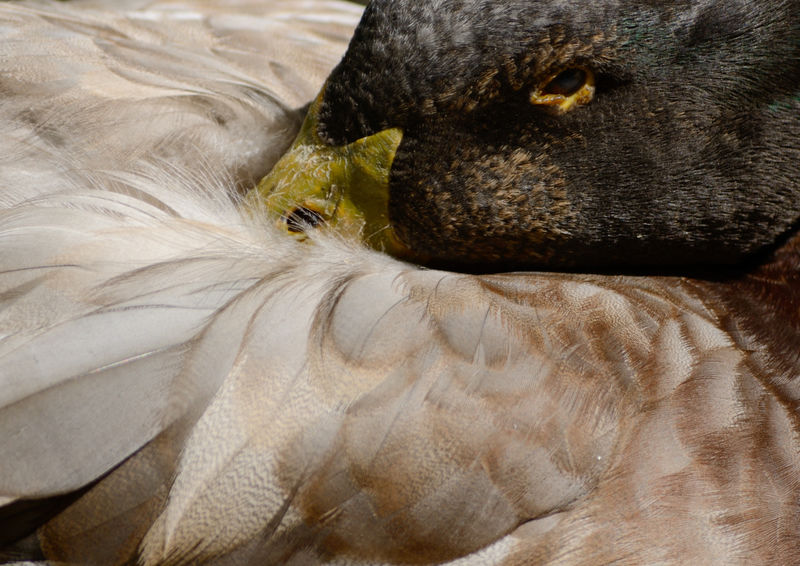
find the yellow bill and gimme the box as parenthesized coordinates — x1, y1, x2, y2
(247, 89, 408, 257)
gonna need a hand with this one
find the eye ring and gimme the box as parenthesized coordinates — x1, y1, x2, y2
(530, 67, 595, 112)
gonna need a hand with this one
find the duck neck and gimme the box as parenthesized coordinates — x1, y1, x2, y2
(714, 229, 800, 388)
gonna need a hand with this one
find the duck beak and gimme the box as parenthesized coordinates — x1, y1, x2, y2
(247, 89, 408, 257)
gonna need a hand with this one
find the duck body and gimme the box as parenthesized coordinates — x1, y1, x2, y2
(0, 1, 799, 565)
(3, 201, 800, 565)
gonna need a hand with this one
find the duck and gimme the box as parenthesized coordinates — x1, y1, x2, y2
(1, 0, 799, 565)
(255, 0, 800, 273)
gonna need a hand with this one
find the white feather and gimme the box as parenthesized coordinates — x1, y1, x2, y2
(0, 0, 359, 508)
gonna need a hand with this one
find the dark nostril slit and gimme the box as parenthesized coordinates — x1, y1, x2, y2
(285, 207, 325, 232)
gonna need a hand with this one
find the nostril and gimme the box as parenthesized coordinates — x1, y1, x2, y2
(284, 206, 325, 233)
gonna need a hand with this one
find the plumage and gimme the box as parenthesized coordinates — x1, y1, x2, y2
(0, 1, 798, 565)
(276, 0, 800, 271)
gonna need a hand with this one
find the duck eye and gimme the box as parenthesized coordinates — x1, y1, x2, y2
(542, 68, 587, 96)
(284, 206, 325, 233)
(530, 67, 595, 113)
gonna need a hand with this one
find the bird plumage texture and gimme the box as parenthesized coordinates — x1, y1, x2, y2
(318, 0, 800, 270)
(0, 0, 799, 565)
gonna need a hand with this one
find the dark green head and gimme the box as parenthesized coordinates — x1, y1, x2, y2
(257, 0, 800, 271)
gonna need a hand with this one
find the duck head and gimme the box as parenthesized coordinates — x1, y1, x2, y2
(252, 0, 800, 271)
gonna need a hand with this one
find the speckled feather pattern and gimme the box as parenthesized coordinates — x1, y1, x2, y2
(319, 0, 800, 270)
(1, 1, 799, 565)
